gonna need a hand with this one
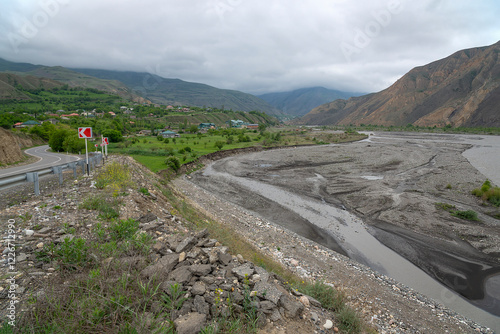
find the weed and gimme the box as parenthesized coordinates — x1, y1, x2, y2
(132, 232, 155, 256)
(18, 212, 32, 224)
(452, 210, 479, 221)
(446, 183, 452, 189)
(162, 283, 189, 313)
(36, 237, 92, 270)
(435, 202, 456, 211)
(296, 280, 344, 312)
(53, 205, 62, 210)
(109, 219, 139, 241)
(80, 195, 121, 221)
(139, 187, 150, 196)
(337, 306, 363, 333)
(95, 161, 134, 194)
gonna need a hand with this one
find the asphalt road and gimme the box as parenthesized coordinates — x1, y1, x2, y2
(0, 145, 81, 178)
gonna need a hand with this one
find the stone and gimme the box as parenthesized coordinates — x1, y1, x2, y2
(176, 236, 196, 253)
(254, 266, 270, 283)
(191, 281, 206, 296)
(310, 311, 319, 323)
(232, 263, 254, 280)
(189, 264, 212, 276)
(25, 230, 34, 236)
(304, 294, 321, 307)
(137, 212, 157, 224)
(16, 253, 28, 263)
(36, 242, 44, 249)
(140, 253, 178, 279)
(254, 281, 282, 304)
(323, 319, 333, 330)
(179, 252, 186, 262)
(299, 295, 310, 307)
(208, 249, 219, 264)
(195, 228, 209, 239)
(279, 294, 304, 318)
(174, 312, 206, 334)
(54, 234, 74, 244)
(236, 254, 244, 263)
(168, 266, 193, 283)
(218, 252, 233, 265)
(193, 295, 210, 315)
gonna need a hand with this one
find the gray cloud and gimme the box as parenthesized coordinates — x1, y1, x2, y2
(1, 0, 499, 94)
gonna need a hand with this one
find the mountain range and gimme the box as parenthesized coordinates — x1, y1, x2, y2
(0, 58, 283, 117)
(299, 41, 500, 127)
(258, 87, 362, 118)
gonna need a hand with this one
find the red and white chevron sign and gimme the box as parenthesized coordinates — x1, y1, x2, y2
(78, 127, 92, 138)
(102, 137, 109, 145)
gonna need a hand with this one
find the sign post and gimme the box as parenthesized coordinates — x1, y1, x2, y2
(102, 137, 109, 158)
(94, 144, 98, 152)
(78, 127, 92, 175)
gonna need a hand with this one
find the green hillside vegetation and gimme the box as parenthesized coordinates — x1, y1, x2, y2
(69, 68, 284, 117)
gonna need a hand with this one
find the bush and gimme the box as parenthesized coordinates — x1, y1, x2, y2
(472, 180, 500, 206)
(451, 210, 479, 221)
(94, 161, 133, 192)
(166, 156, 181, 172)
(214, 141, 224, 150)
(109, 219, 139, 241)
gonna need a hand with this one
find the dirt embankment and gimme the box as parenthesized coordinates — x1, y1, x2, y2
(0, 128, 44, 165)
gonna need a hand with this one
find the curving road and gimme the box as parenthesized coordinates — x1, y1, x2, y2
(0, 145, 81, 178)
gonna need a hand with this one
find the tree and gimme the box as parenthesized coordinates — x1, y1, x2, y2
(48, 127, 71, 152)
(102, 129, 123, 142)
(188, 125, 199, 133)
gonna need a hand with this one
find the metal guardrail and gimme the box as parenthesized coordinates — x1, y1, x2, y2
(0, 154, 103, 195)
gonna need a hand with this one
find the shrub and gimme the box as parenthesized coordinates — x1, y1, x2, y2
(95, 161, 133, 192)
(451, 210, 479, 221)
(166, 156, 181, 172)
(109, 219, 139, 241)
(214, 141, 224, 150)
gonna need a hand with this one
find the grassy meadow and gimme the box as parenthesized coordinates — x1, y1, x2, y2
(105, 128, 367, 172)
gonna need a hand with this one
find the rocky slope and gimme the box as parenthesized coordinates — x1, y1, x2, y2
(0, 128, 43, 165)
(300, 41, 500, 127)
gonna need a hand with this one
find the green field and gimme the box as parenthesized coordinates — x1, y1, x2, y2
(106, 129, 367, 172)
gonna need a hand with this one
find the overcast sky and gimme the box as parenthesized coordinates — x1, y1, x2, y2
(1, 0, 499, 94)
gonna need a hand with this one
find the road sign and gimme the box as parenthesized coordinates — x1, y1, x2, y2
(102, 137, 109, 145)
(78, 127, 92, 138)
(94, 144, 98, 147)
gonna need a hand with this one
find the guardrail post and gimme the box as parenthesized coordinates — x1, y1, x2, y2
(52, 166, 63, 185)
(26, 172, 40, 196)
(78, 160, 85, 174)
(68, 162, 77, 178)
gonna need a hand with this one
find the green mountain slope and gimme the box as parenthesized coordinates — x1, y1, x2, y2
(258, 87, 362, 117)
(70, 68, 284, 117)
(0, 72, 64, 100)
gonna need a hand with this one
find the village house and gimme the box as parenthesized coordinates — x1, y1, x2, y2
(159, 130, 180, 138)
(198, 123, 216, 131)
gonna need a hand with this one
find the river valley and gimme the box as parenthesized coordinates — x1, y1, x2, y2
(186, 132, 500, 332)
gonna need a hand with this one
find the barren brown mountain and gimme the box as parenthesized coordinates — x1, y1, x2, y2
(300, 41, 500, 127)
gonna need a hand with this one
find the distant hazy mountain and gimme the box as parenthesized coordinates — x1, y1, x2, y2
(299, 41, 500, 127)
(258, 87, 361, 117)
(71, 68, 283, 117)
